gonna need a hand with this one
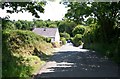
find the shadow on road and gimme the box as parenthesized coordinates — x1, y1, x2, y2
(33, 49, 119, 79)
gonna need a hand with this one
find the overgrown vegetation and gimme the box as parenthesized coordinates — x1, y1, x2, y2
(51, 42, 60, 48)
(65, 2, 120, 63)
(1, 2, 120, 78)
(60, 37, 66, 45)
(60, 32, 70, 41)
(72, 25, 85, 36)
(2, 30, 53, 77)
(83, 23, 120, 63)
(72, 34, 82, 47)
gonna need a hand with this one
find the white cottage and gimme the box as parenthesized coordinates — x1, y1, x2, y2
(32, 28, 60, 43)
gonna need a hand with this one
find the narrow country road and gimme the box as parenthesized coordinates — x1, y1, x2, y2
(34, 43, 119, 78)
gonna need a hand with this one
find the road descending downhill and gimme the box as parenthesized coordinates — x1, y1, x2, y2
(34, 43, 119, 78)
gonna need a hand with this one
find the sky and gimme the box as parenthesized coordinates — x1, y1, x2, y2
(0, 1, 68, 21)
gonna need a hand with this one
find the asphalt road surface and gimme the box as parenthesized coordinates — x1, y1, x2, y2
(34, 43, 119, 78)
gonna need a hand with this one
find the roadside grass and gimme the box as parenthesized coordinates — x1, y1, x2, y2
(23, 55, 45, 75)
(84, 42, 120, 63)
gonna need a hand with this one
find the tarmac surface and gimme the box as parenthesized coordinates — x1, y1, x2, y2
(34, 43, 119, 78)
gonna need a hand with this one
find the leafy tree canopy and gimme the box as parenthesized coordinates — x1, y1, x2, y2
(65, 2, 120, 41)
(72, 25, 85, 36)
(65, 2, 120, 24)
(1, 1, 46, 18)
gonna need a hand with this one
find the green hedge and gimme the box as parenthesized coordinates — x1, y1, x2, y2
(60, 37, 66, 45)
(72, 25, 85, 36)
(83, 42, 120, 63)
(60, 32, 70, 41)
(72, 34, 82, 47)
(2, 30, 53, 77)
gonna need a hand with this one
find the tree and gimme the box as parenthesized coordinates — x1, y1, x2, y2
(60, 37, 66, 45)
(1, 1, 46, 18)
(65, 2, 120, 42)
(49, 24, 57, 28)
(65, 21, 77, 37)
(14, 20, 34, 30)
(85, 17, 97, 26)
(2, 19, 16, 30)
(58, 21, 76, 36)
(58, 21, 66, 33)
(72, 25, 85, 36)
(60, 32, 70, 40)
(72, 34, 82, 47)
(15, 20, 22, 29)
(34, 20, 46, 27)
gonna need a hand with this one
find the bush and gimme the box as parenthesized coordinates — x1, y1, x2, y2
(72, 25, 85, 36)
(70, 37, 73, 43)
(45, 37, 51, 43)
(49, 24, 57, 28)
(85, 42, 120, 63)
(51, 42, 60, 48)
(2, 30, 53, 77)
(60, 37, 66, 45)
(2, 20, 16, 30)
(60, 32, 70, 40)
(82, 23, 120, 63)
(72, 34, 82, 47)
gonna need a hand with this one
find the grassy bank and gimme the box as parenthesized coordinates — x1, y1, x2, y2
(83, 41, 120, 63)
(2, 30, 54, 77)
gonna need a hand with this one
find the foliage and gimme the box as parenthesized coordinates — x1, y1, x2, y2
(2, 30, 53, 77)
(60, 37, 66, 45)
(15, 20, 23, 29)
(82, 20, 120, 64)
(49, 24, 57, 28)
(83, 41, 120, 63)
(44, 20, 57, 27)
(2, 19, 35, 30)
(58, 21, 76, 36)
(2, 19, 16, 30)
(65, 2, 120, 42)
(1, 1, 46, 18)
(33, 20, 46, 28)
(60, 32, 70, 40)
(45, 37, 51, 43)
(51, 42, 60, 48)
(65, 2, 120, 63)
(72, 34, 82, 47)
(85, 17, 97, 26)
(2, 30, 32, 77)
(70, 37, 73, 43)
(72, 25, 85, 36)
(83, 23, 101, 44)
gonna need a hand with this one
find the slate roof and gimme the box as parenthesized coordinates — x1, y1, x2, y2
(32, 28, 58, 37)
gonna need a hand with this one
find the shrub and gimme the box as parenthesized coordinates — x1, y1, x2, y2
(49, 24, 57, 28)
(60, 37, 66, 45)
(2, 20, 16, 30)
(70, 37, 73, 43)
(60, 32, 70, 40)
(72, 34, 82, 47)
(2, 30, 53, 77)
(72, 25, 85, 36)
(51, 42, 60, 48)
(45, 37, 51, 43)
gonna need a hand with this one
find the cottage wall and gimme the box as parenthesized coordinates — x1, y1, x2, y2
(51, 37, 55, 42)
(55, 28, 60, 42)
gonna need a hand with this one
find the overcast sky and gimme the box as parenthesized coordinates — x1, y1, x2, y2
(0, 1, 68, 21)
